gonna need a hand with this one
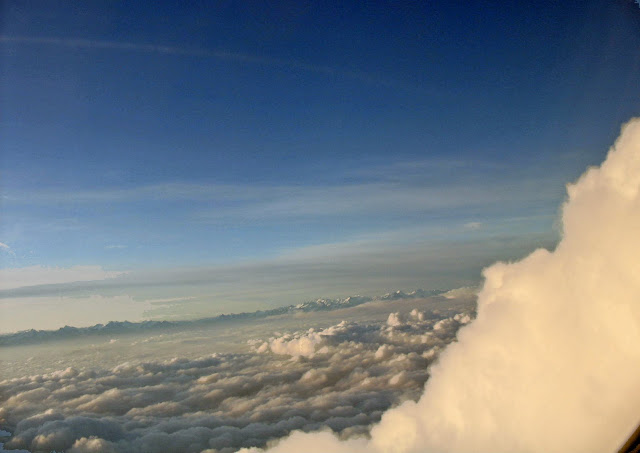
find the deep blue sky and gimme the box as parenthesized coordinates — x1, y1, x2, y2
(1, 0, 639, 327)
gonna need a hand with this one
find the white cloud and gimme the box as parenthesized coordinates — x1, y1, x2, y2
(386, 312, 403, 327)
(261, 329, 325, 358)
(67, 437, 117, 453)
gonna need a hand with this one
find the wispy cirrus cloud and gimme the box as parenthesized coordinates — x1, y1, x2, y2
(2, 177, 563, 224)
(0, 35, 435, 93)
(0, 35, 314, 66)
(0, 226, 555, 308)
(0, 265, 125, 291)
(0, 242, 16, 259)
(0, 182, 261, 204)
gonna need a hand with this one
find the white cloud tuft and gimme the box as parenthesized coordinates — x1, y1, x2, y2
(67, 437, 117, 453)
(386, 312, 404, 327)
(263, 329, 325, 358)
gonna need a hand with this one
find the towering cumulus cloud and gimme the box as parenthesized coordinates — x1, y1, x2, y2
(244, 118, 640, 453)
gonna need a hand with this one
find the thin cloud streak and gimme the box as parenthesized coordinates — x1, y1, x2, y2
(0, 265, 125, 291)
(2, 179, 563, 224)
(0, 35, 436, 93)
(0, 182, 261, 204)
(0, 242, 15, 257)
(0, 228, 555, 303)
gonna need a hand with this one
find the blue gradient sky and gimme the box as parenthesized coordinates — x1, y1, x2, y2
(1, 1, 639, 328)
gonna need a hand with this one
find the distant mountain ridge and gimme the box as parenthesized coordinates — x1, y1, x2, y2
(0, 289, 445, 347)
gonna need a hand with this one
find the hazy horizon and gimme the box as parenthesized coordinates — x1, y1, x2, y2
(3, 1, 639, 333)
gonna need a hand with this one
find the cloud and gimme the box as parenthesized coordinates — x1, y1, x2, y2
(0, 229, 554, 301)
(0, 228, 554, 337)
(67, 437, 117, 453)
(0, 441, 29, 453)
(237, 118, 640, 452)
(0, 243, 15, 257)
(0, 265, 124, 291)
(0, 303, 474, 453)
(0, 294, 152, 334)
(0, 290, 440, 344)
(463, 221, 482, 230)
(0, 35, 313, 69)
(1, 182, 262, 204)
(193, 184, 531, 223)
(2, 180, 560, 222)
(260, 330, 325, 358)
(386, 312, 404, 327)
(0, 35, 435, 93)
(2, 169, 564, 225)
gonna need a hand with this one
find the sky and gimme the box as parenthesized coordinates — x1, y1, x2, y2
(1, 0, 640, 331)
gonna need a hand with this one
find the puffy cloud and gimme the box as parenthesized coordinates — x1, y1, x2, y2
(386, 313, 403, 327)
(260, 330, 325, 358)
(238, 119, 640, 452)
(67, 437, 117, 453)
(409, 309, 424, 322)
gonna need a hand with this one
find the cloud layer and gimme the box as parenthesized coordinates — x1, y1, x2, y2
(0, 266, 124, 292)
(0, 290, 441, 345)
(0, 304, 474, 453)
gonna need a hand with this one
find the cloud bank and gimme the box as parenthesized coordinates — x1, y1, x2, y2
(238, 118, 640, 452)
(0, 229, 551, 333)
(0, 290, 441, 346)
(0, 266, 124, 291)
(0, 306, 473, 453)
